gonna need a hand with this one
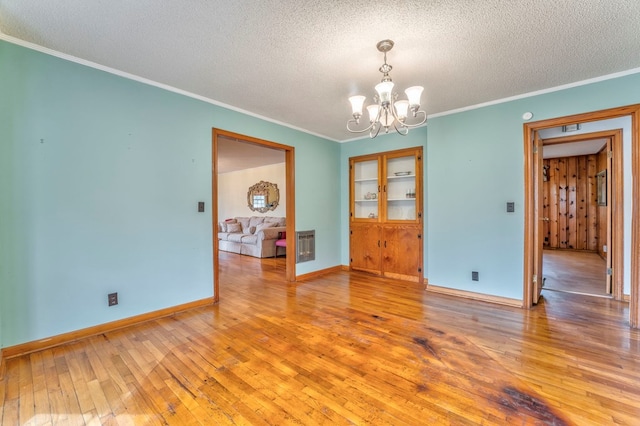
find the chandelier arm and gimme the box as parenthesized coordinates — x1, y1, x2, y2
(347, 118, 377, 133)
(402, 110, 428, 128)
(370, 122, 382, 138)
(393, 122, 409, 136)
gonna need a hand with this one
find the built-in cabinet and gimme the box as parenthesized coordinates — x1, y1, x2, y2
(349, 147, 423, 282)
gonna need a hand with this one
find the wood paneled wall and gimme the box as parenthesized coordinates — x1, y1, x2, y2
(542, 155, 599, 250)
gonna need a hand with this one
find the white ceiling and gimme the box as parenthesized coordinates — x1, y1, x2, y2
(542, 139, 607, 159)
(217, 136, 284, 174)
(2, 1, 640, 142)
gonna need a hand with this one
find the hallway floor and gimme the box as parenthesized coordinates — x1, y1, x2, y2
(542, 249, 609, 297)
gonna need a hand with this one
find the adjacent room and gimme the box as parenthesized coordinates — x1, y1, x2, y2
(2, 1, 640, 424)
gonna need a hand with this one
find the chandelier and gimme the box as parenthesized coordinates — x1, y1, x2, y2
(347, 40, 427, 138)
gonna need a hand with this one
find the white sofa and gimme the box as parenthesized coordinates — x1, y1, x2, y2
(218, 216, 286, 258)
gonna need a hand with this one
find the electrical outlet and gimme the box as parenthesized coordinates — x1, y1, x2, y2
(108, 292, 118, 306)
(472, 271, 479, 281)
(198, 201, 205, 212)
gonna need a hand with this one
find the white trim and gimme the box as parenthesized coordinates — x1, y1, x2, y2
(0, 33, 340, 143)
(4, 33, 640, 144)
(428, 67, 640, 120)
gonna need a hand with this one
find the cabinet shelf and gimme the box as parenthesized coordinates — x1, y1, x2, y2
(355, 199, 379, 203)
(354, 177, 379, 183)
(387, 198, 416, 201)
(386, 174, 415, 180)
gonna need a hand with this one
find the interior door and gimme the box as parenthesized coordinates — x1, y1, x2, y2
(605, 138, 613, 294)
(533, 132, 544, 304)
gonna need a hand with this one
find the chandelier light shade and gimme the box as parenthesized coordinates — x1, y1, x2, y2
(347, 40, 427, 138)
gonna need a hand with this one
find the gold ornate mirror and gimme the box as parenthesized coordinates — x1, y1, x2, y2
(247, 181, 279, 213)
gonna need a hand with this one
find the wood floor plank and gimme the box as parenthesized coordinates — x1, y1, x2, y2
(18, 356, 36, 424)
(2, 252, 640, 424)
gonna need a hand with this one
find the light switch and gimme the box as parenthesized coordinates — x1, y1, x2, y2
(198, 202, 205, 212)
(506, 202, 515, 213)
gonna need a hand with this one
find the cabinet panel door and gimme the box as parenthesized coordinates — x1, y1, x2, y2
(350, 225, 381, 273)
(383, 150, 422, 223)
(382, 226, 422, 281)
(351, 157, 380, 221)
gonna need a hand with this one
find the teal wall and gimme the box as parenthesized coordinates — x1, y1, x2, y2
(0, 40, 340, 348)
(3, 37, 640, 349)
(341, 73, 640, 300)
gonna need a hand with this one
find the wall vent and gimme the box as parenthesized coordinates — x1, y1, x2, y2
(296, 230, 315, 263)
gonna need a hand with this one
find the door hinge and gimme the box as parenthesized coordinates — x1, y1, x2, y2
(532, 274, 537, 283)
(608, 151, 613, 159)
(418, 234, 422, 239)
(418, 267, 422, 272)
(417, 155, 422, 161)
(607, 268, 613, 276)
(533, 145, 538, 154)
(350, 230, 353, 235)
(350, 258, 353, 263)
(418, 212, 422, 218)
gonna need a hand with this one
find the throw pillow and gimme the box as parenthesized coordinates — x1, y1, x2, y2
(226, 222, 242, 233)
(249, 216, 265, 227)
(236, 217, 250, 230)
(243, 225, 256, 234)
(219, 221, 227, 232)
(265, 217, 285, 227)
(255, 222, 275, 233)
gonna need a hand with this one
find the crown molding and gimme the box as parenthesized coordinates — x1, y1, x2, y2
(0, 33, 339, 143)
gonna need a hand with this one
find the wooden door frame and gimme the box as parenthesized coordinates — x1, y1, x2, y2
(212, 129, 296, 303)
(523, 105, 640, 328)
(539, 130, 623, 299)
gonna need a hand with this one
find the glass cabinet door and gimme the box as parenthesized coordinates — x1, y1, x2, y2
(385, 154, 418, 221)
(352, 158, 379, 220)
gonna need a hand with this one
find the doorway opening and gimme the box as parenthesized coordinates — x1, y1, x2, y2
(212, 129, 296, 303)
(523, 104, 640, 328)
(538, 129, 622, 298)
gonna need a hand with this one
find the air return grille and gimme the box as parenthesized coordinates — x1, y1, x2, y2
(296, 230, 315, 263)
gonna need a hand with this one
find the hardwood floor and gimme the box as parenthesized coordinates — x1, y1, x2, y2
(542, 249, 608, 297)
(1, 252, 639, 425)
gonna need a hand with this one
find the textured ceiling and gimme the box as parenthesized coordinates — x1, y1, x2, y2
(2, 1, 640, 142)
(217, 136, 285, 174)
